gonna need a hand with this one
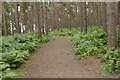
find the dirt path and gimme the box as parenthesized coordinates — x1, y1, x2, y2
(22, 36, 116, 78)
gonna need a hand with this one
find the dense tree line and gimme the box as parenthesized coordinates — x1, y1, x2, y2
(1, 2, 120, 50)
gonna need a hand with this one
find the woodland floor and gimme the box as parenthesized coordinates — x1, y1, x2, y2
(19, 36, 117, 78)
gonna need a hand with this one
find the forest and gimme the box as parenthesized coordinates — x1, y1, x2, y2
(0, 1, 120, 79)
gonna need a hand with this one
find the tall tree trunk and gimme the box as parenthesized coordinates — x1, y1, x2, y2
(96, 3, 99, 26)
(64, 4, 67, 28)
(27, 6, 31, 32)
(19, 2, 23, 33)
(40, 1, 44, 34)
(29, 2, 34, 32)
(48, 3, 52, 32)
(10, 2, 14, 35)
(55, 3, 59, 30)
(60, 2, 65, 32)
(103, 2, 107, 32)
(118, 2, 120, 25)
(79, 2, 83, 33)
(54, 3, 57, 30)
(88, 2, 91, 26)
(2, 2, 7, 36)
(66, 3, 69, 28)
(100, 3, 103, 26)
(45, 2, 48, 35)
(68, 2, 72, 29)
(74, 2, 77, 28)
(98, 3, 102, 27)
(115, 2, 119, 25)
(34, 2, 42, 38)
(92, 3, 96, 26)
(107, 2, 117, 50)
(14, 2, 21, 34)
(62, 2, 66, 28)
(83, 2, 87, 34)
(51, 2, 55, 31)
(91, 3, 94, 26)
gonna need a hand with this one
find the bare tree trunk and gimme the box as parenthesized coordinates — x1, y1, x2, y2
(92, 3, 96, 26)
(115, 2, 119, 25)
(10, 2, 14, 35)
(74, 2, 77, 28)
(54, 3, 57, 30)
(40, 1, 44, 34)
(51, 2, 55, 31)
(103, 2, 107, 32)
(100, 3, 103, 26)
(68, 2, 72, 29)
(79, 2, 83, 33)
(2, 2, 7, 36)
(64, 4, 67, 28)
(62, 2, 66, 28)
(14, 2, 21, 34)
(48, 3, 52, 32)
(34, 2, 42, 38)
(29, 2, 34, 32)
(107, 2, 117, 50)
(83, 2, 87, 34)
(98, 3, 102, 28)
(118, 2, 120, 25)
(60, 2, 65, 32)
(45, 2, 48, 35)
(118, 1, 120, 25)
(19, 2, 23, 33)
(88, 2, 91, 26)
(55, 3, 59, 30)
(14, 2, 20, 33)
(27, 6, 31, 32)
(96, 3, 99, 26)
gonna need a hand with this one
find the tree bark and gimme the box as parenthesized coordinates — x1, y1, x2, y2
(19, 2, 23, 33)
(45, 2, 48, 35)
(83, 2, 87, 34)
(115, 2, 119, 25)
(103, 2, 107, 32)
(107, 2, 117, 50)
(118, 2, 120, 25)
(98, 3, 102, 27)
(88, 2, 91, 26)
(27, 6, 31, 32)
(51, 2, 55, 31)
(34, 2, 42, 38)
(55, 3, 59, 30)
(79, 2, 83, 33)
(2, 2, 7, 36)
(62, 2, 66, 28)
(10, 2, 14, 35)
(14, 2, 21, 34)
(40, 1, 44, 34)
(68, 2, 72, 29)
(74, 2, 77, 28)
(29, 2, 34, 32)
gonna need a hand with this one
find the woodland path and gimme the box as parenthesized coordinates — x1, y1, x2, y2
(22, 36, 116, 78)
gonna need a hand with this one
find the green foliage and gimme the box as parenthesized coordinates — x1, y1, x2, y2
(0, 32, 50, 79)
(117, 26, 120, 47)
(51, 26, 120, 77)
(50, 28, 79, 37)
(72, 27, 107, 59)
(101, 48, 120, 76)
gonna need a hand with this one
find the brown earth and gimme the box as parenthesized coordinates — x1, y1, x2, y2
(22, 36, 117, 78)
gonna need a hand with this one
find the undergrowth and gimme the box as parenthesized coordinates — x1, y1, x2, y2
(51, 26, 120, 78)
(0, 32, 50, 79)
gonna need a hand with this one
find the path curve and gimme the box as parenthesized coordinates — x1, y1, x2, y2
(23, 36, 116, 78)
